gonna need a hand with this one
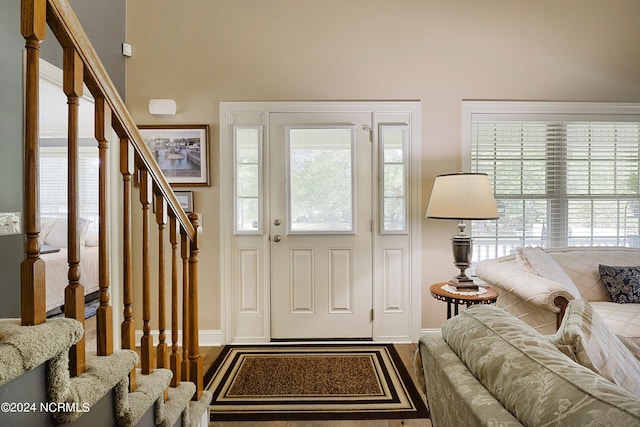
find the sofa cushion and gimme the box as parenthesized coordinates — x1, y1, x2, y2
(599, 265, 640, 303)
(553, 299, 640, 399)
(515, 246, 581, 298)
(589, 301, 640, 346)
(442, 305, 640, 425)
(549, 248, 640, 302)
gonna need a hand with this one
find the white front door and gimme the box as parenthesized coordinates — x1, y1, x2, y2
(269, 112, 373, 339)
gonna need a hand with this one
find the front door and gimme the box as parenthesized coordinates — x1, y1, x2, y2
(269, 112, 373, 339)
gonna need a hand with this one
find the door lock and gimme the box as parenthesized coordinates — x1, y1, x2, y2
(273, 218, 281, 226)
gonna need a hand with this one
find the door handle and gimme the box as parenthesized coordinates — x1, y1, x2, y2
(272, 234, 282, 243)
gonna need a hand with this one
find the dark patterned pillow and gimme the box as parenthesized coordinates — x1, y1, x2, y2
(598, 265, 640, 303)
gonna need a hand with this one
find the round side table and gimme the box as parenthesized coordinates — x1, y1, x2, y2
(430, 282, 498, 319)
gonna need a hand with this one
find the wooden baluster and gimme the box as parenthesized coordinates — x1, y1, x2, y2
(119, 135, 136, 391)
(63, 47, 85, 377)
(169, 215, 181, 387)
(139, 166, 154, 375)
(155, 189, 169, 369)
(95, 97, 112, 356)
(20, 0, 47, 326)
(180, 228, 190, 382)
(188, 214, 203, 400)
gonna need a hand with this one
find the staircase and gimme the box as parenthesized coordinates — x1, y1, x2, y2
(0, 0, 212, 425)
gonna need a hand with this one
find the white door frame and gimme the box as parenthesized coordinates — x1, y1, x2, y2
(219, 101, 422, 344)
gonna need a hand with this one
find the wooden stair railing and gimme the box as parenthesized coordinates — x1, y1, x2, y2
(20, 0, 204, 401)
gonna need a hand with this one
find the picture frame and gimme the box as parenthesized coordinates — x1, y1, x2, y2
(174, 191, 194, 213)
(138, 124, 210, 186)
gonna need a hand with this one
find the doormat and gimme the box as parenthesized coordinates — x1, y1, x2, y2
(205, 344, 429, 421)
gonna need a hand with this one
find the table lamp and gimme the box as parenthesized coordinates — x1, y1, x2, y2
(426, 172, 499, 290)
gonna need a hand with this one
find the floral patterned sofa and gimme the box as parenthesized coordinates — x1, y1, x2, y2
(476, 246, 640, 344)
(417, 302, 640, 426)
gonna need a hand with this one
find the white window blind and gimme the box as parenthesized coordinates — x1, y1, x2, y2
(39, 146, 99, 227)
(467, 106, 640, 262)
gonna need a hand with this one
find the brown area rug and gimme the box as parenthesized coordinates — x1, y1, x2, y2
(205, 344, 429, 421)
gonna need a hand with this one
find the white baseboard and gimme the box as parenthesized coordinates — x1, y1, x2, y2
(132, 329, 439, 346)
(135, 329, 222, 347)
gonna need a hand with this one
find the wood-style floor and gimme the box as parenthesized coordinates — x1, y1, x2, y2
(85, 318, 432, 427)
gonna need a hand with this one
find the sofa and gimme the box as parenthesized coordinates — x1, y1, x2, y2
(417, 302, 640, 426)
(476, 246, 640, 344)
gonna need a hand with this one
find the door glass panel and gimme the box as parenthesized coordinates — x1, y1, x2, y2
(235, 126, 262, 233)
(380, 125, 408, 233)
(288, 127, 354, 232)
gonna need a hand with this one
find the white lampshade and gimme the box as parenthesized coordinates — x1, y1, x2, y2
(426, 173, 499, 220)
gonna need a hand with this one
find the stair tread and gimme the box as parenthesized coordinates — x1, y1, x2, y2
(0, 318, 83, 387)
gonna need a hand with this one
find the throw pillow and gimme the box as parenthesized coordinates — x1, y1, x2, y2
(553, 299, 640, 399)
(598, 264, 640, 304)
(515, 246, 581, 298)
(44, 217, 91, 248)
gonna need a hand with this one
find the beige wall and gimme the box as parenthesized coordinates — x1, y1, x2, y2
(125, 0, 640, 333)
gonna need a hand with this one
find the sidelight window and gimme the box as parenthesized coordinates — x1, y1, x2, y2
(234, 125, 263, 234)
(380, 124, 408, 234)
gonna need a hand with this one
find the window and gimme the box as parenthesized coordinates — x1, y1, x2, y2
(39, 145, 99, 227)
(380, 124, 408, 233)
(464, 102, 640, 263)
(287, 126, 354, 233)
(234, 126, 263, 234)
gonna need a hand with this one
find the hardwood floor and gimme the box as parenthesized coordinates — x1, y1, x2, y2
(85, 317, 431, 426)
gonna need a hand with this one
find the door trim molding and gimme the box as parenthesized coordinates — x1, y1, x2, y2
(220, 101, 422, 344)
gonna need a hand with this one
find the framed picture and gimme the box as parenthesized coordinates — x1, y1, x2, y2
(138, 124, 210, 186)
(174, 191, 194, 213)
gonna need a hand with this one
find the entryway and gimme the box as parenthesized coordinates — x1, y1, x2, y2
(220, 101, 422, 344)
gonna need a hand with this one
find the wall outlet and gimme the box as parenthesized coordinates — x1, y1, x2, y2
(0, 212, 21, 236)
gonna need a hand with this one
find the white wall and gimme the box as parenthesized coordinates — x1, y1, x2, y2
(124, 0, 640, 332)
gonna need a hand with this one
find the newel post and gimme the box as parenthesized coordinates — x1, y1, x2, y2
(20, 0, 47, 326)
(188, 213, 203, 400)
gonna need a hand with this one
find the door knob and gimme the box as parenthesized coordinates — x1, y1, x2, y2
(272, 234, 282, 242)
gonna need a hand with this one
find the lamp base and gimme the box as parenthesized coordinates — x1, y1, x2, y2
(448, 276, 479, 290)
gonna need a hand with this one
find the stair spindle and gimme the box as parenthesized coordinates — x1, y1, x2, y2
(138, 166, 154, 375)
(63, 46, 85, 377)
(180, 229, 190, 382)
(169, 215, 181, 387)
(20, 0, 47, 327)
(119, 135, 136, 392)
(155, 189, 169, 369)
(95, 97, 113, 356)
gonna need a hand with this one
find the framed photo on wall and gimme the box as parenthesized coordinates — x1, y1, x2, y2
(174, 191, 194, 213)
(138, 124, 210, 186)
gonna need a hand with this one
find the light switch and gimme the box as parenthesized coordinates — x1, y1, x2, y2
(0, 212, 21, 236)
